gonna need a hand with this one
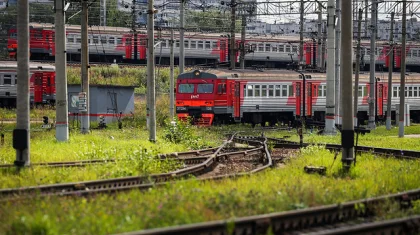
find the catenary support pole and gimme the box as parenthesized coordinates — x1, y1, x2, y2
(148, 0, 156, 141)
(170, 29, 175, 120)
(354, 8, 362, 127)
(230, 0, 236, 70)
(324, 0, 336, 134)
(386, 12, 394, 130)
(364, 0, 368, 38)
(100, 0, 106, 26)
(368, 0, 377, 129)
(399, 0, 407, 138)
(179, 0, 185, 73)
(317, 2, 322, 69)
(240, 15, 246, 69)
(335, 0, 341, 125)
(341, 0, 354, 168)
(81, 0, 90, 134)
(299, 0, 304, 71)
(14, 0, 30, 167)
(55, 0, 69, 141)
(132, 0, 138, 61)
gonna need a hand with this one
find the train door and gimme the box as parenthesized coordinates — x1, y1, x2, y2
(234, 81, 241, 120)
(219, 39, 228, 63)
(34, 73, 43, 103)
(377, 84, 384, 118)
(139, 35, 147, 60)
(125, 36, 132, 59)
(307, 82, 313, 117)
(295, 82, 302, 117)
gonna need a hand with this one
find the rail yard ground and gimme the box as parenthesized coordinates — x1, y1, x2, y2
(0, 121, 419, 234)
(1, 95, 420, 234)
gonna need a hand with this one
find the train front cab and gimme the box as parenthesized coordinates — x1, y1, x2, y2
(176, 70, 217, 126)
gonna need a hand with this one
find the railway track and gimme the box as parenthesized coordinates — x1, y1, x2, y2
(0, 135, 273, 199)
(0, 147, 219, 169)
(116, 188, 420, 235)
(258, 136, 420, 160)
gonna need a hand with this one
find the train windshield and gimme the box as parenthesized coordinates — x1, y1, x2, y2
(178, 84, 194, 93)
(197, 84, 214, 94)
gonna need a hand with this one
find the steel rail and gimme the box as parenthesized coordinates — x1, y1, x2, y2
(0, 147, 219, 169)
(0, 136, 273, 200)
(310, 215, 420, 235)
(116, 188, 420, 235)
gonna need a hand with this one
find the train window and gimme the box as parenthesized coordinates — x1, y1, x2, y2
(265, 44, 271, 52)
(254, 85, 261, 97)
(282, 85, 287, 97)
(247, 85, 253, 97)
(366, 48, 371, 55)
(218, 84, 226, 94)
(67, 36, 74, 43)
(191, 41, 197, 49)
(414, 87, 418, 97)
(358, 86, 363, 97)
(292, 46, 297, 52)
(212, 41, 218, 49)
(275, 85, 281, 96)
(262, 85, 267, 97)
(117, 38, 123, 45)
(109, 37, 115, 44)
(178, 84, 194, 93)
(279, 45, 284, 52)
(3, 75, 11, 85)
(272, 46, 278, 52)
(100, 36, 107, 44)
(409, 87, 413, 97)
(161, 40, 167, 48)
(93, 36, 99, 44)
(126, 38, 131, 45)
(288, 85, 294, 97)
(285, 45, 291, 53)
(76, 37, 81, 43)
(258, 44, 263, 52)
(268, 85, 274, 97)
(185, 40, 189, 48)
(318, 86, 323, 97)
(393, 86, 398, 97)
(405, 87, 408, 97)
(198, 41, 204, 49)
(198, 84, 214, 93)
(176, 40, 180, 47)
(205, 41, 211, 49)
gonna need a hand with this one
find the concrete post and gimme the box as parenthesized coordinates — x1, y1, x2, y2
(14, 0, 30, 166)
(170, 29, 175, 120)
(368, 0, 377, 129)
(179, 0, 185, 73)
(354, 9, 362, 127)
(399, 0, 407, 138)
(81, 0, 90, 134)
(148, 0, 156, 141)
(55, 0, 69, 141)
(386, 12, 394, 130)
(324, 0, 336, 134)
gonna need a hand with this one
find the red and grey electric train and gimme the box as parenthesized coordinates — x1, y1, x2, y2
(6, 23, 420, 70)
(0, 62, 55, 107)
(176, 69, 420, 126)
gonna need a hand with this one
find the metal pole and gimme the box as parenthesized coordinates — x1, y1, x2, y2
(14, 0, 30, 167)
(368, 0, 377, 129)
(317, 2, 322, 69)
(179, 0, 185, 73)
(324, 0, 336, 134)
(170, 29, 175, 120)
(100, 0, 106, 26)
(299, 0, 304, 71)
(386, 12, 394, 130)
(354, 8, 362, 127)
(240, 15, 246, 69)
(148, 0, 156, 141)
(230, 0, 236, 70)
(341, 0, 354, 168)
(81, 0, 90, 134)
(55, 0, 69, 141)
(303, 73, 306, 120)
(399, 0, 407, 138)
(335, 0, 341, 125)
(132, 0, 138, 61)
(364, 0, 368, 38)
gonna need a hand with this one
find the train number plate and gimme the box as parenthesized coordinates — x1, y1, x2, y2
(41, 124, 51, 129)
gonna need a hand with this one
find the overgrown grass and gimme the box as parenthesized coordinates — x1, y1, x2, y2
(1, 145, 419, 234)
(67, 66, 181, 94)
